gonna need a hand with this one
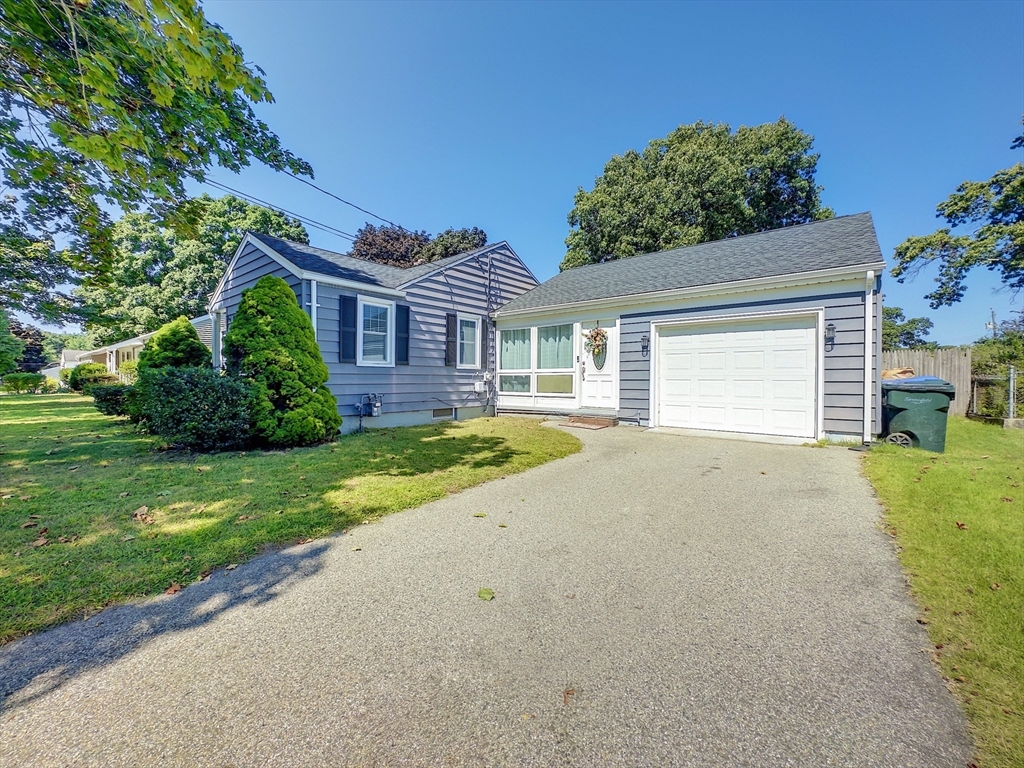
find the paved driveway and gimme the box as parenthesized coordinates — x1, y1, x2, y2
(0, 425, 971, 767)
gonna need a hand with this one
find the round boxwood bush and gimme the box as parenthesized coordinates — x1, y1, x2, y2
(138, 316, 211, 373)
(68, 362, 111, 391)
(90, 383, 133, 416)
(135, 367, 253, 451)
(224, 275, 341, 446)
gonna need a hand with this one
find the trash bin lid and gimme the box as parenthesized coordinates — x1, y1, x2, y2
(881, 376, 956, 395)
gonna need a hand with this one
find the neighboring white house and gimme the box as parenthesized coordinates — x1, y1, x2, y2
(72, 315, 214, 380)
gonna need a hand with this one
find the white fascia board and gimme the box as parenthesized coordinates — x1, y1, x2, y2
(298, 270, 406, 298)
(492, 262, 887, 320)
(190, 314, 212, 326)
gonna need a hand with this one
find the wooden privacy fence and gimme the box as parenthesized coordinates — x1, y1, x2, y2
(881, 348, 972, 416)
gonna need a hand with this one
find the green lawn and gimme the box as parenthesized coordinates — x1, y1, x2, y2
(864, 417, 1023, 768)
(0, 395, 581, 643)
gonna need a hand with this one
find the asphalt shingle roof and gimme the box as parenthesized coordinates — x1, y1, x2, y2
(251, 234, 496, 289)
(496, 213, 885, 315)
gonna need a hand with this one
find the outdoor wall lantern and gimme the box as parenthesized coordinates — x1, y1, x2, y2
(641, 334, 650, 357)
(824, 322, 836, 351)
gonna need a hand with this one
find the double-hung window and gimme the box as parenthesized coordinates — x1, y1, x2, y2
(357, 297, 395, 366)
(498, 328, 531, 393)
(457, 313, 481, 369)
(536, 324, 574, 395)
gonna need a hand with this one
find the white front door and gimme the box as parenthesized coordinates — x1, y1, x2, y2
(656, 315, 818, 438)
(580, 320, 618, 409)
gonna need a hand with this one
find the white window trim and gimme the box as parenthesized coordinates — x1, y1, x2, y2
(356, 296, 396, 367)
(497, 326, 533, 372)
(535, 322, 576, 374)
(457, 313, 482, 370)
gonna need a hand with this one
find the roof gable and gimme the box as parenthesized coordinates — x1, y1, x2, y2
(248, 234, 505, 291)
(496, 213, 885, 315)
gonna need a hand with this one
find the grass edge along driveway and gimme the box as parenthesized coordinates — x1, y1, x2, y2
(0, 395, 581, 643)
(864, 416, 1023, 768)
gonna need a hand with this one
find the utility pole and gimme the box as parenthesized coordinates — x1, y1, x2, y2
(985, 308, 998, 338)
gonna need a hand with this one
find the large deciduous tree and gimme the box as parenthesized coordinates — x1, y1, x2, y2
(562, 119, 834, 270)
(892, 123, 1023, 307)
(881, 306, 935, 350)
(350, 224, 487, 267)
(76, 195, 308, 345)
(0, 0, 312, 322)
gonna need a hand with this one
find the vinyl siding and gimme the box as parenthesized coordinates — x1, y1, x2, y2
(314, 245, 536, 419)
(618, 288, 878, 436)
(214, 242, 301, 326)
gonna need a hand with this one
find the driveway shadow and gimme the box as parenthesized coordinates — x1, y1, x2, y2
(0, 541, 328, 714)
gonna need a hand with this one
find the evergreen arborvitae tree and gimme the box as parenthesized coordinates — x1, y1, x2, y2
(224, 275, 340, 446)
(9, 318, 47, 372)
(137, 315, 212, 372)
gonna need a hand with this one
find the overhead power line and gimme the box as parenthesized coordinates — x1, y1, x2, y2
(203, 179, 356, 243)
(282, 171, 404, 230)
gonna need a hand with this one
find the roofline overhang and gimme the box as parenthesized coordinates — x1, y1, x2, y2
(299, 270, 406, 298)
(395, 241, 538, 290)
(491, 261, 887, 320)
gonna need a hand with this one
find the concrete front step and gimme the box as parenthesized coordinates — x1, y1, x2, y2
(566, 414, 619, 429)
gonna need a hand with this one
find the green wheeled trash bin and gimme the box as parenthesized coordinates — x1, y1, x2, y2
(881, 376, 956, 452)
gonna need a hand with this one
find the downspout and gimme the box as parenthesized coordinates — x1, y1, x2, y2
(863, 270, 875, 444)
(310, 279, 318, 342)
(211, 311, 222, 369)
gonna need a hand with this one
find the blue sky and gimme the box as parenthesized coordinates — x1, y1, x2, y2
(163, 2, 1022, 343)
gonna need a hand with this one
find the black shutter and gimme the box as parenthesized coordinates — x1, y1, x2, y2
(445, 313, 457, 367)
(340, 296, 357, 364)
(396, 305, 410, 365)
(481, 318, 490, 371)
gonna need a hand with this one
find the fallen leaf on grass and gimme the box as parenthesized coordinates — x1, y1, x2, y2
(118, 492, 129, 498)
(351, 547, 361, 552)
(297, 538, 313, 544)
(19, 495, 29, 500)
(68, 466, 80, 472)
(182, 555, 192, 561)
(563, 688, 576, 706)
(29, 514, 41, 519)
(991, 583, 1002, 591)
(473, 513, 487, 518)
(31, 537, 49, 547)
(0, 494, 12, 499)
(955, 521, 967, 530)
(498, 523, 508, 528)
(478, 588, 495, 601)
(120, 535, 135, 541)
(165, 583, 182, 595)
(132, 506, 154, 524)
(225, 563, 238, 571)
(236, 515, 258, 523)
(19, 521, 37, 529)
(980, 455, 990, 459)
(1001, 497, 1014, 503)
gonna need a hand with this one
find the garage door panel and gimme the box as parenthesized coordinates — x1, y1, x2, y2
(657, 316, 817, 439)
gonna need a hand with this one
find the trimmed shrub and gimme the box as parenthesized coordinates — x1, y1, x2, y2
(136, 367, 252, 451)
(224, 275, 341, 446)
(118, 359, 139, 384)
(42, 379, 60, 394)
(68, 362, 110, 391)
(138, 316, 211, 373)
(90, 384, 133, 416)
(2, 372, 46, 394)
(59, 368, 72, 385)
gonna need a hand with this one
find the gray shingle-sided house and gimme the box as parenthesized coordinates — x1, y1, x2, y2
(491, 213, 885, 444)
(208, 233, 539, 432)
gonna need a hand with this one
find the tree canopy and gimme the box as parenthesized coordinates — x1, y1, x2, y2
(562, 119, 834, 269)
(881, 306, 936, 351)
(0, 0, 311, 322)
(892, 123, 1023, 307)
(351, 224, 487, 267)
(42, 331, 91, 364)
(76, 194, 308, 346)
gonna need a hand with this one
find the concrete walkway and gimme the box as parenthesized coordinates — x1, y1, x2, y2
(0, 425, 971, 767)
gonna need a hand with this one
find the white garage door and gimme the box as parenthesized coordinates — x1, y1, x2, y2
(656, 315, 818, 438)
